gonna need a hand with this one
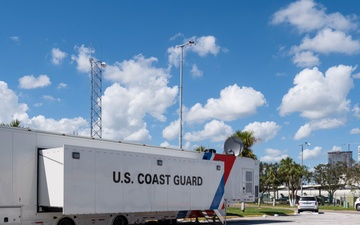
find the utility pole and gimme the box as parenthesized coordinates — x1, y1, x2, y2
(300, 141, 310, 196)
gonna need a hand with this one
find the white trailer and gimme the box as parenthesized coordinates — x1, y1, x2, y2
(0, 126, 259, 225)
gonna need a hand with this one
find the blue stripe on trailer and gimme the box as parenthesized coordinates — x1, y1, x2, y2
(210, 175, 224, 209)
(202, 152, 212, 160)
(177, 210, 188, 218)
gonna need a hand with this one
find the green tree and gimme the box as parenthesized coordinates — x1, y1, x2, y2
(278, 157, 303, 207)
(267, 163, 282, 200)
(259, 162, 281, 205)
(313, 162, 347, 205)
(347, 162, 360, 191)
(1, 119, 23, 127)
(259, 162, 269, 204)
(194, 145, 206, 152)
(232, 130, 259, 159)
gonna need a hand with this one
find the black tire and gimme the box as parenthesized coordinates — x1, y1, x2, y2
(298, 210, 301, 214)
(160, 219, 178, 225)
(57, 217, 75, 225)
(356, 204, 360, 211)
(113, 216, 128, 225)
(169, 219, 177, 225)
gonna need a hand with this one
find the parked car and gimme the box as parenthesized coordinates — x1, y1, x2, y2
(298, 196, 319, 213)
(354, 197, 360, 211)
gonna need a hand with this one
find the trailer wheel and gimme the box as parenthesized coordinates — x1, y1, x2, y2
(113, 215, 128, 225)
(57, 217, 75, 225)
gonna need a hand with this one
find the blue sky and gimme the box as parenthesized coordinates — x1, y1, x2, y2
(1, 0, 360, 169)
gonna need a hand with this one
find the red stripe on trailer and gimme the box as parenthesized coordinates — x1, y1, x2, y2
(213, 154, 236, 184)
(188, 210, 205, 218)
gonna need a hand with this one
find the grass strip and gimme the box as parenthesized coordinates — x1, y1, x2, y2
(227, 205, 295, 217)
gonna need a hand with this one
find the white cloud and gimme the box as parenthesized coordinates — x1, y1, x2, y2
(191, 36, 220, 57)
(292, 29, 360, 67)
(51, 48, 67, 65)
(104, 55, 169, 91)
(71, 45, 93, 73)
(18, 75, 51, 89)
(191, 64, 203, 78)
(286, 62, 357, 138)
(183, 119, 233, 142)
(279, 65, 354, 119)
(331, 146, 342, 152)
(0, 81, 87, 135)
(163, 84, 266, 142)
(294, 118, 345, 140)
(352, 104, 360, 118)
(271, 0, 359, 67)
(353, 72, 360, 79)
(160, 141, 172, 148)
(162, 120, 179, 140)
(57, 83, 68, 89)
(260, 148, 289, 163)
(0, 81, 29, 123)
(167, 46, 180, 67)
(186, 84, 266, 124)
(10, 36, 20, 43)
(27, 115, 88, 134)
(124, 126, 151, 142)
(167, 35, 221, 66)
(271, 0, 356, 32)
(296, 28, 360, 55)
(350, 128, 360, 134)
(43, 95, 60, 102)
(101, 54, 178, 141)
(294, 124, 311, 140)
(292, 51, 319, 67)
(170, 32, 184, 41)
(244, 121, 281, 142)
(298, 146, 322, 160)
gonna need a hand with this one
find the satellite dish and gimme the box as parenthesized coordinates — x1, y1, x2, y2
(224, 136, 244, 156)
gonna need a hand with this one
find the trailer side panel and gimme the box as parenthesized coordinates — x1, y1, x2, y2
(39, 145, 224, 215)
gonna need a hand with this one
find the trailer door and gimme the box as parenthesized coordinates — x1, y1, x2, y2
(243, 169, 253, 195)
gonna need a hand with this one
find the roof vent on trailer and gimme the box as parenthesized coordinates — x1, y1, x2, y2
(204, 149, 216, 153)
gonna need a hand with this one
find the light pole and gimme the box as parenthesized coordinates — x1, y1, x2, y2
(300, 141, 310, 196)
(177, 41, 194, 150)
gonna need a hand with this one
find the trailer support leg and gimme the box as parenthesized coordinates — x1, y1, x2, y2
(214, 210, 225, 225)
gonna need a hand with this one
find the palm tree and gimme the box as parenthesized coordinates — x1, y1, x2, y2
(1, 119, 22, 127)
(278, 157, 303, 207)
(259, 162, 283, 206)
(194, 145, 206, 152)
(232, 130, 259, 159)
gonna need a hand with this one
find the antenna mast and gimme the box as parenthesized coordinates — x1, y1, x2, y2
(89, 53, 106, 139)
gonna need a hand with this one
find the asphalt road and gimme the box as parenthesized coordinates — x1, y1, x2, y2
(222, 211, 360, 225)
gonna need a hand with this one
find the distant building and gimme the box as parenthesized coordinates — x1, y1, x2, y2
(328, 151, 353, 166)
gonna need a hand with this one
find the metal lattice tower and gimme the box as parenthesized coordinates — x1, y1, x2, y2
(90, 58, 106, 138)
